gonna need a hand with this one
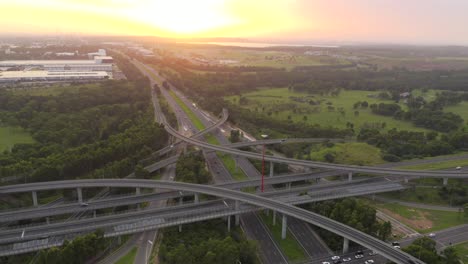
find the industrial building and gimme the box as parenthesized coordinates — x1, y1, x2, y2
(0, 71, 110, 83)
(0, 57, 113, 73)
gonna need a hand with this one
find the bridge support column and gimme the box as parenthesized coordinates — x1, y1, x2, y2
(227, 216, 231, 232)
(234, 156, 238, 173)
(287, 182, 291, 190)
(343, 237, 349, 254)
(443, 177, 448, 186)
(46, 217, 50, 225)
(93, 210, 97, 218)
(270, 162, 274, 177)
(77, 188, 83, 203)
(272, 211, 276, 226)
(194, 193, 199, 203)
(179, 197, 183, 232)
(235, 200, 240, 226)
(136, 187, 141, 195)
(304, 167, 311, 173)
(117, 236, 122, 245)
(348, 172, 353, 181)
(281, 214, 287, 239)
(32, 191, 38, 207)
(404, 177, 409, 183)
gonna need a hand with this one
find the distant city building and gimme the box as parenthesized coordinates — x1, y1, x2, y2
(0, 71, 110, 83)
(87, 49, 107, 59)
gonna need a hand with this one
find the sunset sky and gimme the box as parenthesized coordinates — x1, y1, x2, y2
(1, 0, 468, 45)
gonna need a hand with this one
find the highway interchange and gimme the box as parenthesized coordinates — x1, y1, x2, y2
(1, 56, 467, 264)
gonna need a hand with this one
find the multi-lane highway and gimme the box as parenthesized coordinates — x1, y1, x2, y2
(0, 179, 423, 264)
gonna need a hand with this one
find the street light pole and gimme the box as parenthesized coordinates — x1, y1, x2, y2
(146, 240, 153, 264)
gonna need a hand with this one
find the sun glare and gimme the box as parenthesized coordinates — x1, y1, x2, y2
(130, 0, 240, 35)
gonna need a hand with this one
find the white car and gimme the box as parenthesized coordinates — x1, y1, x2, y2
(331, 256, 340, 261)
(322, 262, 330, 264)
(456, 166, 462, 170)
(342, 257, 352, 262)
(354, 254, 364, 259)
(429, 233, 436, 238)
(365, 260, 374, 264)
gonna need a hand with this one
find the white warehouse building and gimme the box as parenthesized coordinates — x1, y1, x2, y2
(0, 71, 110, 83)
(0, 57, 113, 73)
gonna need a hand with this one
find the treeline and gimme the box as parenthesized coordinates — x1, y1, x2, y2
(159, 220, 258, 264)
(368, 91, 467, 132)
(0, 79, 168, 181)
(358, 128, 467, 160)
(175, 151, 211, 184)
(302, 199, 392, 251)
(404, 237, 460, 264)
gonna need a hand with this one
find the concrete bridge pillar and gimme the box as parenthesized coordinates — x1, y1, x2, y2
(178, 197, 183, 232)
(46, 217, 50, 225)
(281, 214, 288, 239)
(343, 237, 349, 254)
(270, 162, 274, 177)
(404, 177, 409, 183)
(117, 236, 122, 245)
(227, 216, 231, 232)
(443, 177, 448, 186)
(136, 187, 141, 195)
(32, 191, 38, 207)
(287, 182, 291, 190)
(235, 200, 240, 226)
(77, 188, 83, 203)
(234, 156, 238, 173)
(348, 172, 353, 181)
(272, 211, 276, 226)
(194, 193, 199, 203)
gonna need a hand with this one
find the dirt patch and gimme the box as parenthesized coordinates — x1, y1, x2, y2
(380, 208, 433, 230)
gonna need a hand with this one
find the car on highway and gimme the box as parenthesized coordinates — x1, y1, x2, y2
(331, 256, 340, 260)
(392, 241, 401, 249)
(80, 202, 89, 207)
(354, 251, 364, 259)
(342, 257, 352, 262)
(321, 262, 330, 264)
(369, 251, 377, 256)
(456, 166, 462, 170)
(428, 233, 436, 238)
(365, 260, 374, 264)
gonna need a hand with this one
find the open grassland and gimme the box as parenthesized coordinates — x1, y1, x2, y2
(309, 142, 384, 165)
(399, 159, 468, 170)
(445, 101, 468, 129)
(259, 212, 307, 262)
(226, 88, 429, 132)
(453, 242, 468, 264)
(369, 201, 466, 233)
(166, 46, 352, 70)
(0, 126, 35, 151)
(381, 187, 457, 206)
(115, 247, 137, 264)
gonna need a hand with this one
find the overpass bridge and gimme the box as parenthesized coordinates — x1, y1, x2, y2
(0, 179, 421, 264)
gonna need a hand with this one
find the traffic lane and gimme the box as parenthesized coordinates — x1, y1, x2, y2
(310, 249, 387, 264)
(288, 217, 331, 257)
(434, 224, 468, 247)
(241, 212, 288, 264)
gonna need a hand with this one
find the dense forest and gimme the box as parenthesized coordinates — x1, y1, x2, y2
(301, 199, 392, 251)
(404, 237, 461, 264)
(0, 53, 168, 182)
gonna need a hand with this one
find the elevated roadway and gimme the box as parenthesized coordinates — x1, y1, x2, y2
(0, 179, 422, 263)
(163, 123, 468, 179)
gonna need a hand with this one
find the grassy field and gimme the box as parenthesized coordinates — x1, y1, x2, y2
(217, 152, 248, 181)
(371, 202, 466, 233)
(226, 88, 429, 132)
(446, 101, 468, 129)
(115, 247, 137, 264)
(165, 46, 351, 70)
(310, 142, 384, 165)
(169, 90, 205, 131)
(453, 242, 468, 264)
(259, 212, 307, 262)
(400, 159, 468, 170)
(0, 126, 35, 151)
(381, 187, 453, 206)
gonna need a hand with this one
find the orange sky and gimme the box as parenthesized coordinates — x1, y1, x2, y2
(1, 0, 468, 44)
